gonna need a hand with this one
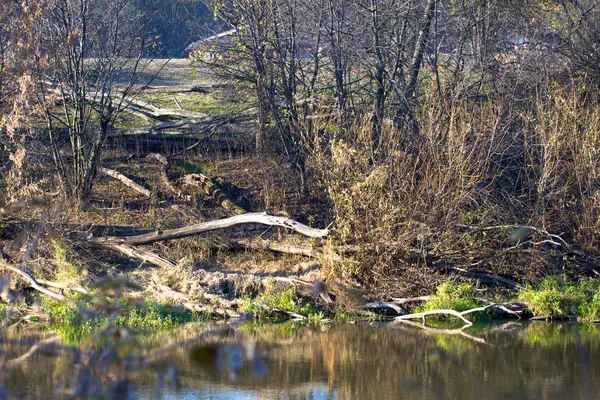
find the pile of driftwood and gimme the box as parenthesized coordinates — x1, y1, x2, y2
(0, 151, 336, 307)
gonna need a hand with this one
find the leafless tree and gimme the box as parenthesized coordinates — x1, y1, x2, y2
(38, 0, 148, 204)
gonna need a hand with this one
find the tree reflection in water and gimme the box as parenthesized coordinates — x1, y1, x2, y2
(4, 321, 600, 399)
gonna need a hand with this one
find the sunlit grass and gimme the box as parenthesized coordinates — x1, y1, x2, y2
(518, 277, 600, 322)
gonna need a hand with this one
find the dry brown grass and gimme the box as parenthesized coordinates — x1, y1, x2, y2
(310, 81, 600, 297)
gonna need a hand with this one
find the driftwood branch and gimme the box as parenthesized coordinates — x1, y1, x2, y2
(0, 260, 65, 300)
(98, 167, 152, 198)
(89, 212, 329, 246)
(395, 302, 530, 327)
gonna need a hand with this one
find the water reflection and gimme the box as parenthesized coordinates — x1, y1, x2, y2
(5, 321, 600, 399)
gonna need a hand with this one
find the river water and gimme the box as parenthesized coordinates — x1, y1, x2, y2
(5, 321, 600, 399)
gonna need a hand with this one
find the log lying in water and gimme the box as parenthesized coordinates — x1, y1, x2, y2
(395, 302, 531, 327)
(89, 212, 329, 246)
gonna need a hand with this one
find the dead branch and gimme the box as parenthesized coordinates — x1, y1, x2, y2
(395, 304, 495, 327)
(98, 167, 152, 198)
(394, 302, 530, 327)
(36, 279, 89, 295)
(89, 212, 329, 246)
(94, 243, 177, 269)
(0, 260, 65, 300)
(108, 110, 256, 138)
(184, 173, 246, 215)
(230, 237, 324, 257)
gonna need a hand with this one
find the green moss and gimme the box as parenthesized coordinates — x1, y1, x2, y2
(518, 277, 600, 322)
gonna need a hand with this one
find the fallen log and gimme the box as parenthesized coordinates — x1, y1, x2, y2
(134, 84, 229, 94)
(108, 110, 257, 138)
(230, 237, 324, 258)
(89, 212, 329, 246)
(98, 167, 152, 198)
(184, 173, 246, 215)
(94, 243, 177, 269)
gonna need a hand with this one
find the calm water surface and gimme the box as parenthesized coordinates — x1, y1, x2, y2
(5, 321, 600, 399)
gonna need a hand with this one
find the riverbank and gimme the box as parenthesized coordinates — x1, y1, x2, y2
(2, 62, 600, 338)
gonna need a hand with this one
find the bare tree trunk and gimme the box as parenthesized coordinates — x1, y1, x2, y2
(406, 0, 437, 99)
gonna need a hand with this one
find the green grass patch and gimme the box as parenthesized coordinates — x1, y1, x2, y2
(518, 277, 600, 322)
(137, 92, 247, 116)
(43, 295, 207, 345)
(417, 280, 484, 313)
(239, 288, 325, 322)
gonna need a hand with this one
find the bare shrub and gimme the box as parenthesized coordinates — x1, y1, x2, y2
(311, 80, 600, 295)
(527, 82, 600, 249)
